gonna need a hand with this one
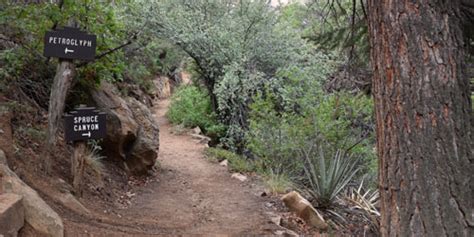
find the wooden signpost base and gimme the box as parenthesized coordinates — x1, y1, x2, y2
(72, 141, 86, 197)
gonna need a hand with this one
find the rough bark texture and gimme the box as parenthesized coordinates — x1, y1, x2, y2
(367, 0, 473, 236)
(72, 141, 86, 197)
(46, 60, 76, 171)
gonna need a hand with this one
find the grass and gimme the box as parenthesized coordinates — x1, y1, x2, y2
(262, 171, 292, 194)
(84, 146, 106, 183)
(205, 147, 255, 173)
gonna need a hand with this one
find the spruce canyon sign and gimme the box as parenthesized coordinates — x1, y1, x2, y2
(64, 107, 106, 142)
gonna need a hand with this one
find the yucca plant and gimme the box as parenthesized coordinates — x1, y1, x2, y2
(299, 146, 361, 208)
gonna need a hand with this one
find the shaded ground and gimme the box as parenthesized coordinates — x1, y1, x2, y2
(61, 99, 278, 236)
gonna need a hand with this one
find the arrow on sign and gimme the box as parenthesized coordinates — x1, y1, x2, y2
(65, 47, 74, 54)
(81, 131, 91, 138)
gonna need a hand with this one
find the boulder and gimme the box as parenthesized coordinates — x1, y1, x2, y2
(0, 157, 63, 237)
(124, 98, 159, 174)
(92, 82, 159, 175)
(0, 193, 24, 237)
(281, 191, 328, 231)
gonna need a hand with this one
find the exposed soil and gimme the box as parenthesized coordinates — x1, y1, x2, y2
(58, 99, 280, 236)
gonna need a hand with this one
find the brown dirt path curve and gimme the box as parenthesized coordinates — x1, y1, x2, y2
(63, 99, 278, 236)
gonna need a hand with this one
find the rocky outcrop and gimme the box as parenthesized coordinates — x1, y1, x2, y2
(91, 82, 159, 175)
(153, 76, 172, 99)
(0, 150, 64, 237)
(0, 193, 24, 237)
(281, 191, 328, 231)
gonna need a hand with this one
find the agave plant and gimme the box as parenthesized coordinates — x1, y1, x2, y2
(298, 145, 361, 208)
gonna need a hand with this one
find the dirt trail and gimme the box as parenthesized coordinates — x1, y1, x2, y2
(65, 99, 276, 236)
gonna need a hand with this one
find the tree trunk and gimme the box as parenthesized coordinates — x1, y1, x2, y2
(367, 0, 473, 236)
(45, 60, 76, 172)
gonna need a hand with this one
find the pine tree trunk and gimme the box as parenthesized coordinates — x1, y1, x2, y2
(367, 0, 473, 236)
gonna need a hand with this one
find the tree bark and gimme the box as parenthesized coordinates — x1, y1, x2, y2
(367, 0, 473, 236)
(45, 60, 76, 172)
(72, 141, 86, 197)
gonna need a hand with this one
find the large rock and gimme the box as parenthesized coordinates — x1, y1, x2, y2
(0, 193, 24, 237)
(0, 152, 64, 237)
(281, 191, 328, 231)
(125, 98, 159, 174)
(92, 82, 159, 175)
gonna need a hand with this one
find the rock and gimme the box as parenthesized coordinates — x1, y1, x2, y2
(231, 173, 247, 182)
(281, 191, 328, 231)
(126, 98, 160, 175)
(0, 162, 64, 237)
(191, 127, 202, 135)
(219, 159, 228, 167)
(92, 82, 159, 175)
(190, 134, 211, 144)
(153, 76, 172, 99)
(267, 212, 282, 226)
(91, 82, 138, 160)
(57, 193, 90, 215)
(0, 193, 24, 237)
(274, 229, 299, 237)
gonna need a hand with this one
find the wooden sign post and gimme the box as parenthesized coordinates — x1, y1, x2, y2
(43, 26, 97, 195)
(64, 106, 106, 196)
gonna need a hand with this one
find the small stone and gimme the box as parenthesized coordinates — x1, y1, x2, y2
(192, 127, 202, 135)
(231, 173, 247, 182)
(219, 159, 228, 167)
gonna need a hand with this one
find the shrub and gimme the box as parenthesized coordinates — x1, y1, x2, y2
(167, 85, 225, 137)
(248, 89, 375, 177)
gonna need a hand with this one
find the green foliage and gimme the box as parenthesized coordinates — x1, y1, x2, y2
(304, 0, 370, 66)
(0, 0, 183, 106)
(262, 171, 292, 194)
(300, 148, 361, 208)
(205, 148, 254, 173)
(167, 85, 225, 137)
(143, 0, 319, 152)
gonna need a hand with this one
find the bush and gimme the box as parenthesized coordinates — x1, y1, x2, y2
(167, 85, 225, 137)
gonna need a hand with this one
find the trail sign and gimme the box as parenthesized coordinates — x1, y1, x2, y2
(64, 107, 106, 142)
(44, 27, 96, 60)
